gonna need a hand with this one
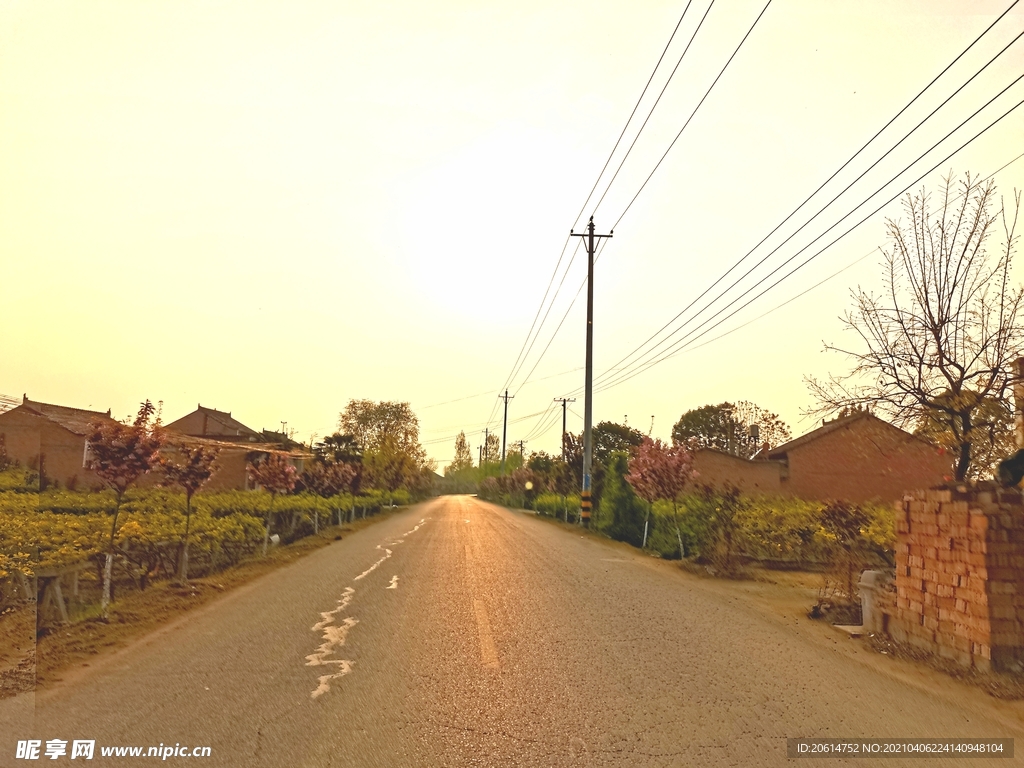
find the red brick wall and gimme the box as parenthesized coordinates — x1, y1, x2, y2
(783, 418, 948, 503)
(0, 409, 42, 467)
(691, 449, 783, 495)
(889, 488, 1024, 672)
(0, 410, 103, 489)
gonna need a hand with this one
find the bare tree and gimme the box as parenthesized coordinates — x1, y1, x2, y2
(807, 172, 1023, 481)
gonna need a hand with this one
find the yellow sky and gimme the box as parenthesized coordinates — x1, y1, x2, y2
(2, 0, 1023, 470)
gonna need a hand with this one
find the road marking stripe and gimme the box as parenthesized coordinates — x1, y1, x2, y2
(386, 575, 398, 589)
(354, 548, 391, 580)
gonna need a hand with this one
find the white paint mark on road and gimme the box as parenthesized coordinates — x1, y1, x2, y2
(354, 549, 391, 580)
(386, 575, 398, 590)
(308, 657, 355, 700)
(307, 587, 358, 699)
(402, 518, 428, 537)
(311, 587, 354, 631)
(472, 599, 500, 670)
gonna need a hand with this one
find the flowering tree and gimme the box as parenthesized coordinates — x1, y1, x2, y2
(301, 459, 358, 527)
(85, 400, 166, 617)
(247, 453, 298, 556)
(627, 437, 696, 556)
(161, 443, 220, 583)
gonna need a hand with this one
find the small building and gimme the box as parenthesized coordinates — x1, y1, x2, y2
(164, 405, 263, 443)
(164, 405, 310, 490)
(691, 411, 948, 503)
(0, 395, 117, 489)
(691, 448, 784, 496)
(767, 411, 948, 502)
(0, 397, 311, 492)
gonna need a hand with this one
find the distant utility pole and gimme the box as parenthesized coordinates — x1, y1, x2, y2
(553, 397, 575, 461)
(478, 444, 483, 468)
(571, 216, 611, 527)
(483, 428, 489, 465)
(499, 390, 514, 474)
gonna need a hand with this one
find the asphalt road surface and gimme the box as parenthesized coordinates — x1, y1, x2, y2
(3, 496, 1023, 767)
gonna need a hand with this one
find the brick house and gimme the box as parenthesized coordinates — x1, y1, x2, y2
(0, 397, 310, 492)
(164, 405, 263, 443)
(0, 396, 117, 489)
(164, 405, 310, 490)
(691, 411, 948, 503)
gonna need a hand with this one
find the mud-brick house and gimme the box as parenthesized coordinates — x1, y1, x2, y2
(0, 396, 117, 489)
(691, 411, 948, 503)
(163, 405, 310, 491)
(164, 405, 263, 443)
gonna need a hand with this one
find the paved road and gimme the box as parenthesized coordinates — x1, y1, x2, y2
(3, 496, 1023, 766)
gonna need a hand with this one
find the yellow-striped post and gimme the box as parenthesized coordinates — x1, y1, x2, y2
(580, 490, 592, 525)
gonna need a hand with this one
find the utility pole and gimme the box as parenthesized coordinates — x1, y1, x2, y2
(553, 397, 575, 461)
(499, 390, 514, 474)
(478, 444, 483, 468)
(571, 217, 612, 526)
(483, 428, 489, 466)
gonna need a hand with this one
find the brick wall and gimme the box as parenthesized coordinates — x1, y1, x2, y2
(691, 449, 783, 496)
(783, 417, 948, 503)
(889, 488, 1024, 672)
(0, 410, 103, 490)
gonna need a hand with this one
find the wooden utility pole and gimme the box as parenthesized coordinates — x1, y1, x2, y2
(554, 397, 575, 461)
(499, 390, 514, 474)
(571, 217, 611, 526)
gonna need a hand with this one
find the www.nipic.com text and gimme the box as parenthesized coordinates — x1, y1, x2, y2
(15, 740, 212, 760)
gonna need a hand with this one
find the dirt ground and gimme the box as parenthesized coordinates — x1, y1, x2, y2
(0, 508, 406, 698)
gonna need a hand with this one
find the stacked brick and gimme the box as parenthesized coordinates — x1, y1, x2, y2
(890, 488, 1024, 672)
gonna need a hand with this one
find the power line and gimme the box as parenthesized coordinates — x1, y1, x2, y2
(587, 0, 717, 220)
(504, 238, 584, 391)
(511, 237, 613, 395)
(589, 9, 1024, 392)
(606, 0, 774, 229)
(663, 150, 1024, 358)
(490, 4, 704, 417)
(421, 407, 552, 446)
(571, 0, 698, 231)
(498, 3, 713, 402)
(590, 91, 1024, 394)
(482, 2, 720, 433)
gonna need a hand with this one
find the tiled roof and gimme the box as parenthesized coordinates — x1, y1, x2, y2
(165, 405, 262, 440)
(17, 397, 116, 436)
(766, 411, 931, 459)
(164, 432, 311, 459)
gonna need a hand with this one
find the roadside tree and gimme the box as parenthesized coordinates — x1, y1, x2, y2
(626, 437, 697, 556)
(160, 443, 220, 583)
(340, 400, 431, 495)
(671, 402, 789, 457)
(85, 400, 166, 617)
(449, 431, 474, 473)
(247, 454, 298, 556)
(807, 173, 1023, 481)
